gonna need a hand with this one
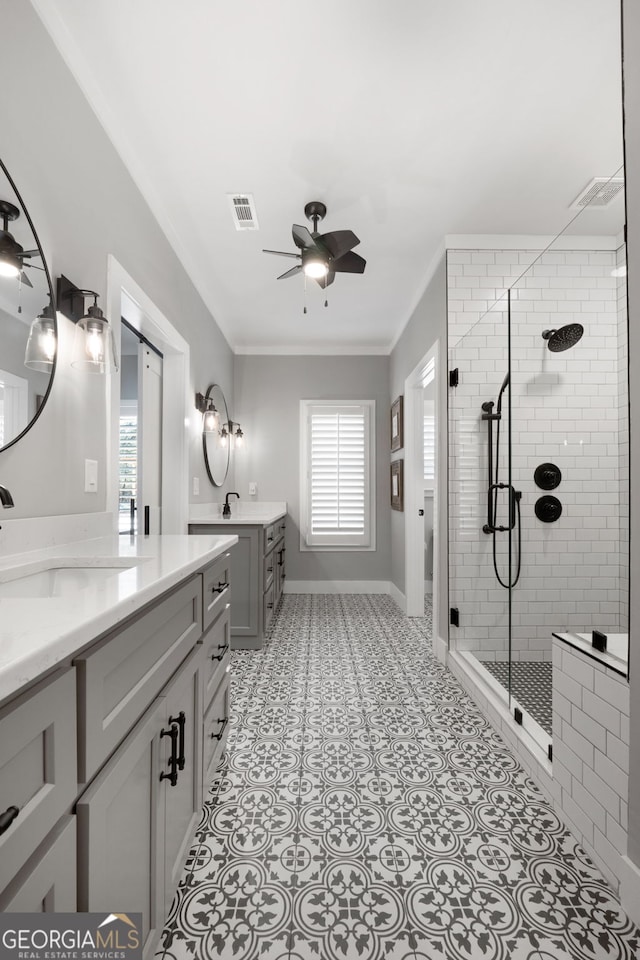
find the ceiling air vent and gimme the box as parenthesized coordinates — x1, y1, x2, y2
(571, 177, 625, 209)
(227, 193, 259, 231)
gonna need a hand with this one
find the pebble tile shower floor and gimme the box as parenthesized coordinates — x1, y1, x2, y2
(156, 595, 640, 960)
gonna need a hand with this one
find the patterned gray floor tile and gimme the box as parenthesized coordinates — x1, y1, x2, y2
(157, 595, 640, 960)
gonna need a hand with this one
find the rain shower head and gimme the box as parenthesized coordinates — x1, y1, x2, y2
(542, 324, 584, 352)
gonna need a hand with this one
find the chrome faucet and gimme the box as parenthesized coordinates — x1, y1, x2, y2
(222, 492, 240, 518)
(0, 485, 14, 508)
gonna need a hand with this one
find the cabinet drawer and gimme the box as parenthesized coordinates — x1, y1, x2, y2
(263, 547, 276, 591)
(0, 816, 76, 911)
(202, 605, 231, 708)
(203, 675, 230, 781)
(264, 523, 277, 553)
(75, 575, 203, 783)
(202, 552, 232, 632)
(276, 517, 286, 539)
(0, 669, 77, 896)
(263, 582, 275, 634)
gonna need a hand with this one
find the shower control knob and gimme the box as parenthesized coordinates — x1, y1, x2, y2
(534, 462, 562, 490)
(535, 495, 563, 523)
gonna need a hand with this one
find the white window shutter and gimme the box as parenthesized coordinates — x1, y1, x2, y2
(301, 400, 374, 549)
(423, 414, 435, 483)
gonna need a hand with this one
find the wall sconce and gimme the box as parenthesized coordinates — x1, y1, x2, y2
(195, 391, 219, 432)
(56, 274, 118, 374)
(24, 301, 57, 371)
(222, 420, 244, 448)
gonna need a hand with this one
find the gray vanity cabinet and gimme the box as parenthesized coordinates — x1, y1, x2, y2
(0, 547, 233, 953)
(77, 644, 203, 958)
(189, 515, 286, 649)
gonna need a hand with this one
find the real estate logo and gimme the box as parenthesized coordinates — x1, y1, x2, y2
(0, 913, 142, 960)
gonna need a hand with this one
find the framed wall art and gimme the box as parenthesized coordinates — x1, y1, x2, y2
(390, 395, 403, 451)
(391, 458, 404, 511)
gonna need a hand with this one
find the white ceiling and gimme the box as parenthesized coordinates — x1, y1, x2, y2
(31, 0, 624, 353)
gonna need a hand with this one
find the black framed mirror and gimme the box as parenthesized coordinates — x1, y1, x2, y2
(202, 383, 230, 487)
(0, 157, 57, 452)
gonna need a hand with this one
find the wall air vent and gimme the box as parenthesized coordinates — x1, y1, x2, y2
(570, 177, 625, 209)
(227, 193, 259, 231)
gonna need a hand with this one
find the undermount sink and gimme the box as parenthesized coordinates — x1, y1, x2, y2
(0, 558, 148, 599)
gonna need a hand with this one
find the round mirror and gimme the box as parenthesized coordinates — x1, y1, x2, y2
(0, 157, 57, 452)
(202, 383, 230, 487)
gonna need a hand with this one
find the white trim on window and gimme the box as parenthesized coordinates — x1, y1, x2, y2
(300, 399, 376, 551)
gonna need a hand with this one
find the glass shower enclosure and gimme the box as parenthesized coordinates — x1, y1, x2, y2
(447, 175, 629, 748)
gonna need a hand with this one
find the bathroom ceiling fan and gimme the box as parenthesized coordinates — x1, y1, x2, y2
(263, 201, 366, 289)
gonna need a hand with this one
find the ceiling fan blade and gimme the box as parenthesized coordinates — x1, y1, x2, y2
(277, 264, 303, 280)
(315, 270, 335, 289)
(19, 270, 33, 288)
(292, 224, 317, 250)
(20, 249, 41, 258)
(332, 251, 366, 274)
(317, 229, 360, 260)
(263, 249, 301, 259)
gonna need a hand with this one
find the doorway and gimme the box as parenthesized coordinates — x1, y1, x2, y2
(403, 341, 441, 654)
(107, 255, 190, 534)
(118, 321, 164, 534)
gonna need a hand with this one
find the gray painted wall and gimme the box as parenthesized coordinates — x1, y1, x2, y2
(233, 355, 390, 583)
(0, 0, 233, 519)
(623, 0, 640, 868)
(389, 256, 447, 634)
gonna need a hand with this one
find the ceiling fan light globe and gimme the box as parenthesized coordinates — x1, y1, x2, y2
(303, 259, 328, 279)
(0, 254, 21, 278)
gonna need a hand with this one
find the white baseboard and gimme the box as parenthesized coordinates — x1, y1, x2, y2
(388, 582, 406, 613)
(434, 634, 448, 664)
(621, 855, 640, 928)
(284, 580, 393, 595)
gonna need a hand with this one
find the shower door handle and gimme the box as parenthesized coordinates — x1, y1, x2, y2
(485, 482, 518, 533)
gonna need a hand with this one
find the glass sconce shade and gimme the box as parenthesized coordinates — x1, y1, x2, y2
(234, 425, 244, 447)
(71, 305, 118, 373)
(203, 407, 219, 433)
(220, 425, 229, 447)
(25, 306, 57, 371)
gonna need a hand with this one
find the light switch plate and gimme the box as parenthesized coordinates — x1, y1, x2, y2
(193, 477, 200, 496)
(249, 482, 257, 496)
(84, 459, 98, 493)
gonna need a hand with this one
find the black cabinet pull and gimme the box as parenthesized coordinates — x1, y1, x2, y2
(212, 581, 229, 595)
(211, 643, 229, 662)
(160, 723, 179, 786)
(0, 805, 19, 835)
(169, 711, 186, 771)
(210, 717, 228, 741)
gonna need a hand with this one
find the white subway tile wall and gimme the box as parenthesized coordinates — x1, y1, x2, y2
(448, 248, 627, 661)
(552, 637, 630, 891)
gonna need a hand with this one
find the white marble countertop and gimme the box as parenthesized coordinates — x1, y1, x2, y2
(189, 500, 287, 527)
(0, 533, 237, 705)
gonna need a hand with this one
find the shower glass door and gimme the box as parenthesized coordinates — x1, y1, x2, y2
(508, 175, 628, 743)
(448, 259, 512, 706)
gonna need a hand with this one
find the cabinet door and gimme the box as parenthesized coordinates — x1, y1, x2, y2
(0, 816, 76, 912)
(0, 668, 76, 896)
(228, 529, 260, 637)
(76, 699, 165, 960)
(160, 646, 203, 916)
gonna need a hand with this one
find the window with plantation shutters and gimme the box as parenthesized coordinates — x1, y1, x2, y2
(300, 400, 375, 550)
(423, 411, 435, 487)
